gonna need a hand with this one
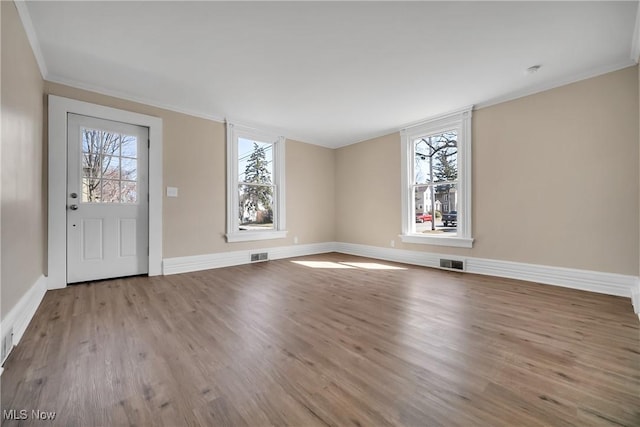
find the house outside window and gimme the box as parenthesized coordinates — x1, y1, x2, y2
(400, 107, 473, 248)
(226, 122, 287, 242)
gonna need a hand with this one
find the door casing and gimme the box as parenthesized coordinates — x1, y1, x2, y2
(48, 95, 163, 289)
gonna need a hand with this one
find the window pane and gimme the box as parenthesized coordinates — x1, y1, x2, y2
(121, 181, 137, 203)
(82, 129, 100, 153)
(413, 131, 457, 184)
(102, 156, 120, 180)
(432, 134, 457, 184)
(121, 157, 137, 181)
(414, 139, 432, 184)
(414, 184, 458, 235)
(238, 138, 273, 184)
(99, 132, 122, 157)
(238, 184, 274, 231)
(121, 135, 137, 158)
(101, 179, 120, 203)
(82, 154, 100, 178)
(82, 178, 101, 203)
(413, 185, 435, 232)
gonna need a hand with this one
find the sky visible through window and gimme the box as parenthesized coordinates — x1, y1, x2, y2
(414, 131, 457, 185)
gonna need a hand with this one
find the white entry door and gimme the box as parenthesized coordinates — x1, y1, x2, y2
(67, 113, 149, 283)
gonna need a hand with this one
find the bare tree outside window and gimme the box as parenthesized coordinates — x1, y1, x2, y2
(414, 131, 457, 231)
(82, 128, 138, 203)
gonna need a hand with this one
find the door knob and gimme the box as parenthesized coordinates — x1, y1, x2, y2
(69, 204, 78, 211)
(70, 192, 78, 199)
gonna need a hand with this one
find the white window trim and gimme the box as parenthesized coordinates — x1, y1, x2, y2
(399, 106, 474, 248)
(226, 122, 287, 243)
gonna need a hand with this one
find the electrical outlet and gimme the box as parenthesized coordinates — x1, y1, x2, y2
(166, 187, 179, 197)
(390, 240, 395, 248)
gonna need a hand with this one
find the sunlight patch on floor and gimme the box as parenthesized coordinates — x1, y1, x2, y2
(291, 260, 407, 270)
(340, 262, 407, 270)
(291, 261, 355, 269)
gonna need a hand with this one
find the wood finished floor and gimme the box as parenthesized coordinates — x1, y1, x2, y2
(2, 253, 639, 427)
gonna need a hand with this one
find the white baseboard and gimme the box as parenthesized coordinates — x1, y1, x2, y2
(335, 242, 637, 300)
(466, 257, 635, 298)
(1, 274, 47, 370)
(163, 241, 638, 313)
(631, 279, 640, 318)
(162, 242, 335, 275)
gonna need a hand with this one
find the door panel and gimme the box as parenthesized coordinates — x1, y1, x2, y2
(67, 113, 149, 283)
(119, 218, 137, 257)
(82, 219, 103, 260)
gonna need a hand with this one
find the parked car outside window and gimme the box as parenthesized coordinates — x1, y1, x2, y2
(415, 212, 433, 223)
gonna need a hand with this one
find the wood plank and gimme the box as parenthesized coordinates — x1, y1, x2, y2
(2, 253, 638, 426)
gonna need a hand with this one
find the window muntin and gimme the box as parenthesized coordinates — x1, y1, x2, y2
(400, 107, 473, 248)
(81, 128, 138, 203)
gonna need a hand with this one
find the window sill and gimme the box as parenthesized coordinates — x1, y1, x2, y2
(226, 230, 288, 243)
(399, 234, 474, 248)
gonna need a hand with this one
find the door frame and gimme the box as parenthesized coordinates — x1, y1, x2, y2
(48, 95, 163, 289)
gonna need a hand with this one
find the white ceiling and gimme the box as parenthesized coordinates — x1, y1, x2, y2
(22, 1, 639, 148)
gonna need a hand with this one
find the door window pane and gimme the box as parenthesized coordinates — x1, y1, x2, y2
(121, 181, 137, 203)
(102, 156, 120, 180)
(120, 158, 137, 181)
(82, 154, 100, 178)
(82, 129, 102, 153)
(82, 178, 101, 202)
(80, 128, 139, 204)
(121, 136, 137, 158)
(101, 180, 120, 203)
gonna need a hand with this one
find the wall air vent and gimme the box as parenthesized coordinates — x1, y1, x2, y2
(439, 259, 464, 271)
(250, 252, 269, 262)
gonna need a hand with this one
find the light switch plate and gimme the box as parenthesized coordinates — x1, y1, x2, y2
(166, 187, 178, 197)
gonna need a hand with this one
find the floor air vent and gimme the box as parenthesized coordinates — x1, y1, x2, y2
(440, 259, 464, 271)
(250, 252, 269, 262)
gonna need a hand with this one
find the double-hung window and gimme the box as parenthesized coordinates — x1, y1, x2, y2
(400, 107, 473, 248)
(226, 122, 287, 242)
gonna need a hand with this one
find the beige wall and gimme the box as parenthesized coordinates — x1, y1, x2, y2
(336, 133, 401, 249)
(44, 82, 336, 258)
(336, 66, 639, 276)
(1, 1, 46, 319)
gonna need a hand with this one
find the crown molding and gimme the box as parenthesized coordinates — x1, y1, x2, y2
(14, 0, 48, 78)
(46, 74, 226, 123)
(475, 59, 636, 110)
(399, 105, 474, 133)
